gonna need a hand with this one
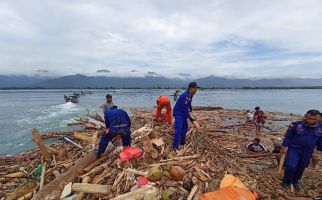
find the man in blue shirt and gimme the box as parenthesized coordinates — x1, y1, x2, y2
(282, 109, 322, 192)
(96, 104, 131, 159)
(172, 82, 199, 151)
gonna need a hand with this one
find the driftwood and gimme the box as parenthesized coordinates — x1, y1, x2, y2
(32, 128, 58, 160)
(239, 152, 273, 158)
(75, 176, 90, 200)
(32, 152, 96, 200)
(111, 185, 160, 200)
(7, 181, 37, 200)
(187, 185, 199, 200)
(278, 152, 286, 174)
(73, 132, 92, 143)
(39, 165, 46, 190)
(72, 183, 109, 194)
(125, 168, 148, 176)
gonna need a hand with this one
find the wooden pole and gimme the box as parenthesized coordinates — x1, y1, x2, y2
(278, 153, 286, 174)
(32, 152, 96, 200)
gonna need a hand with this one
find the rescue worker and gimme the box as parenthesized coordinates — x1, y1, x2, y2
(310, 113, 322, 169)
(254, 107, 265, 135)
(155, 96, 172, 124)
(172, 82, 198, 151)
(281, 109, 322, 192)
(96, 104, 131, 159)
(102, 94, 113, 116)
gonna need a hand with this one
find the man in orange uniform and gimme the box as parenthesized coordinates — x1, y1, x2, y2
(155, 96, 172, 124)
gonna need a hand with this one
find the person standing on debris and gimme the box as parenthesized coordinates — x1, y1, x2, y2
(172, 82, 199, 151)
(245, 138, 268, 153)
(281, 109, 322, 192)
(96, 104, 131, 159)
(310, 113, 322, 170)
(102, 94, 113, 116)
(253, 107, 265, 135)
(155, 96, 172, 124)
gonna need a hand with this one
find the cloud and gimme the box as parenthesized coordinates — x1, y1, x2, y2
(36, 69, 49, 73)
(96, 69, 110, 73)
(0, 0, 321, 78)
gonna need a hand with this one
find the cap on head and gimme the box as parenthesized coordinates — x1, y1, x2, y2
(306, 109, 320, 116)
(255, 107, 260, 110)
(188, 82, 199, 89)
(106, 94, 112, 99)
(106, 104, 117, 111)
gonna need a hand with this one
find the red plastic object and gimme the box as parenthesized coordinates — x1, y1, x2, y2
(119, 146, 142, 162)
(138, 176, 148, 186)
(119, 151, 132, 162)
(124, 146, 142, 158)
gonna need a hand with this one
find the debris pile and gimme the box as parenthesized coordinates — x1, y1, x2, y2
(1, 107, 322, 200)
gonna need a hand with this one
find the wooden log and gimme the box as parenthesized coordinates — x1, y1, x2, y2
(92, 169, 110, 184)
(53, 170, 61, 178)
(7, 181, 37, 200)
(83, 153, 109, 172)
(74, 132, 92, 143)
(57, 148, 67, 161)
(111, 185, 159, 200)
(39, 165, 46, 190)
(278, 153, 286, 174)
(72, 183, 108, 194)
(239, 152, 273, 158)
(32, 128, 58, 160)
(32, 152, 96, 200)
(5, 172, 24, 178)
(92, 131, 99, 149)
(17, 191, 33, 200)
(80, 162, 109, 179)
(75, 176, 90, 200)
(125, 168, 148, 177)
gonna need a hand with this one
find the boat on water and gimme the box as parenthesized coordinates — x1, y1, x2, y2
(64, 95, 79, 103)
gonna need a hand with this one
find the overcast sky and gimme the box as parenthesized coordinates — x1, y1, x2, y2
(0, 0, 322, 78)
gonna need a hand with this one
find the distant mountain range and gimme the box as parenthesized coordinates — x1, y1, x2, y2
(1, 74, 322, 88)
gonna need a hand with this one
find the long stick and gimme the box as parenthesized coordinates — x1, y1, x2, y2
(278, 153, 286, 174)
(187, 185, 199, 200)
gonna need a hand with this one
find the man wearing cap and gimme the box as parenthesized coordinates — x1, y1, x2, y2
(155, 96, 172, 124)
(96, 104, 132, 159)
(102, 94, 113, 116)
(172, 82, 199, 151)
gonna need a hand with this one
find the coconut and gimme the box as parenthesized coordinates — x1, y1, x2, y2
(170, 166, 185, 181)
(148, 165, 163, 181)
(161, 189, 175, 200)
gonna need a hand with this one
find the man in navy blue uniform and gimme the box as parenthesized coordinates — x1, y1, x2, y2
(96, 104, 131, 159)
(172, 82, 199, 151)
(282, 109, 322, 192)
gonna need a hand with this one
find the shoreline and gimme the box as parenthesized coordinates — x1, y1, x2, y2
(1, 106, 321, 199)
